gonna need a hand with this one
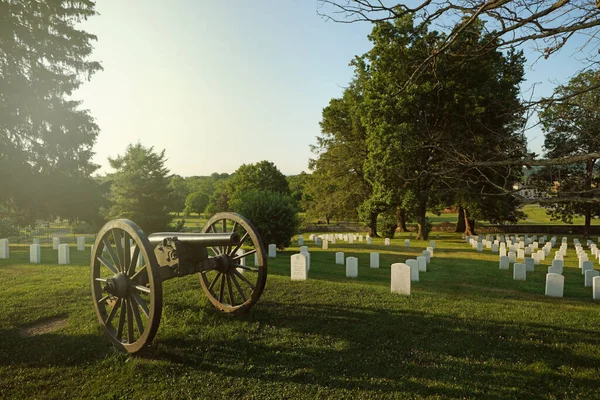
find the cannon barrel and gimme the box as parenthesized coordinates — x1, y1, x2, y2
(148, 232, 241, 247)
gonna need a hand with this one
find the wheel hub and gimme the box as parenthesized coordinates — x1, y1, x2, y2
(103, 272, 131, 298)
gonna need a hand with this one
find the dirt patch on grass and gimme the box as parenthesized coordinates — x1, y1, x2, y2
(20, 315, 68, 337)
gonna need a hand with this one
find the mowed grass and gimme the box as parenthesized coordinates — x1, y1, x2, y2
(1, 234, 600, 399)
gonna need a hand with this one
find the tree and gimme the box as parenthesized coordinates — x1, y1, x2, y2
(310, 79, 379, 233)
(184, 191, 209, 216)
(287, 172, 312, 211)
(0, 0, 102, 217)
(230, 190, 299, 249)
(225, 161, 290, 204)
(536, 69, 600, 238)
(357, 16, 525, 239)
(106, 143, 173, 233)
(318, 1, 600, 97)
(167, 175, 190, 214)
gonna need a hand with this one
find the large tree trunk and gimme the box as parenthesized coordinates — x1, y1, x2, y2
(463, 208, 477, 236)
(584, 208, 591, 240)
(369, 211, 379, 237)
(416, 200, 428, 240)
(396, 207, 408, 232)
(455, 206, 466, 232)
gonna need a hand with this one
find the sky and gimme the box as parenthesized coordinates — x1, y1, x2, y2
(75, 1, 594, 177)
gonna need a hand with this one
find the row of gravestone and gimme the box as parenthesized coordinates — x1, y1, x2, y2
(0, 237, 88, 264)
(465, 234, 600, 299)
(289, 246, 434, 296)
(297, 234, 438, 249)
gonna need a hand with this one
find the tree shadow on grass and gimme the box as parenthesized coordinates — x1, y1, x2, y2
(150, 302, 600, 399)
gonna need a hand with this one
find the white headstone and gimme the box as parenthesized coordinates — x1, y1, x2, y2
(404, 239, 410, 247)
(545, 273, 564, 298)
(52, 237, 60, 250)
(370, 252, 380, 268)
(582, 260, 594, 275)
(508, 251, 516, 263)
(391, 263, 411, 295)
(524, 257, 534, 272)
(254, 253, 259, 266)
(500, 248, 507, 257)
(585, 269, 599, 287)
(298, 237, 304, 246)
(499, 256, 509, 270)
(417, 255, 427, 272)
(551, 259, 563, 274)
(422, 250, 430, 263)
(593, 276, 600, 300)
(30, 244, 41, 264)
(492, 243, 499, 253)
(348, 235, 354, 244)
(335, 252, 344, 265)
(268, 244, 277, 258)
(406, 259, 419, 281)
(548, 265, 562, 274)
(346, 257, 358, 278)
(235, 249, 246, 274)
(367, 237, 372, 245)
(322, 240, 329, 250)
(477, 242, 483, 252)
(384, 238, 390, 246)
(0, 239, 8, 259)
(300, 246, 308, 253)
(517, 249, 525, 259)
(77, 236, 85, 251)
(58, 243, 70, 265)
(513, 263, 526, 280)
(290, 253, 308, 281)
(532, 253, 540, 265)
(430, 240, 436, 249)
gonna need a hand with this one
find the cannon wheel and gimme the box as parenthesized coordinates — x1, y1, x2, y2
(91, 219, 162, 354)
(200, 212, 267, 313)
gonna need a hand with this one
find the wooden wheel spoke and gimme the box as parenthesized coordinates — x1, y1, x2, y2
(208, 272, 221, 291)
(234, 264, 259, 272)
(221, 219, 226, 233)
(229, 232, 249, 257)
(232, 247, 255, 261)
(112, 230, 124, 271)
(126, 298, 134, 343)
(131, 264, 147, 281)
(98, 294, 111, 305)
(130, 297, 145, 334)
(116, 301, 126, 341)
(218, 274, 226, 303)
(105, 299, 121, 326)
(102, 238, 120, 273)
(134, 285, 151, 294)
(230, 273, 247, 302)
(131, 292, 149, 317)
(123, 232, 131, 273)
(210, 246, 222, 256)
(226, 274, 235, 305)
(97, 255, 118, 275)
(233, 269, 255, 291)
(127, 245, 140, 276)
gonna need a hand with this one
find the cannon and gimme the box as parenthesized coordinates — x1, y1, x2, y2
(90, 212, 267, 353)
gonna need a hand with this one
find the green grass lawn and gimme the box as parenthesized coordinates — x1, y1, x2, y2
(1, 235, 600, 399)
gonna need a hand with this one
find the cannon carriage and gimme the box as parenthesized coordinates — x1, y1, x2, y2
(90, 212, 267, 353)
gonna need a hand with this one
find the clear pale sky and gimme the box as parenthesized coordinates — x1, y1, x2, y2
(75, 1, 592, 177)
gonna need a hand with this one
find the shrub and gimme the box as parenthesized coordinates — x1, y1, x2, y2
(378, 213, 397, 239)
(230, 190, 299, 250)
(71, 221, 97, 234)
(0, 218, 18, 238)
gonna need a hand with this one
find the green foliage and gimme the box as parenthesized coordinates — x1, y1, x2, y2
(226, 161, 290, 205)
(0, 1, 102, 215)
(0, 218, 18, 238)
(167, 175, 190, 213)
(230, 190, 299, 249)
(287, 172, 312, 211)
(183, 191, 209, 216)
(536, 69, 600, 235)
(106, 143, 172, 233)
(378, 212, 397, 239)
(70, 221, 97, 235)
(170, 219, 186, 231)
